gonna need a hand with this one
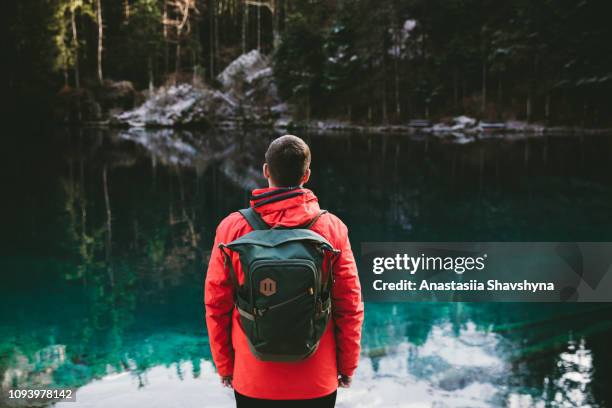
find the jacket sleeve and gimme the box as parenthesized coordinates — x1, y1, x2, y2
(204, 218, 236, 377)
(330, 221, 364, 377)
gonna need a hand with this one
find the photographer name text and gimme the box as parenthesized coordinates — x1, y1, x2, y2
(372, 253, 555, 293)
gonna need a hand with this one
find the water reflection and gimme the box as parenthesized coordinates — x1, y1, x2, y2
(116, 128, 267, 189)
(47, 320, 600, 407)
(508, 338, 597, 408)
(2, 128, 612, 406)
(343, 320, 505, 407)
(546, 338, 595, 407)
(54, 360, 234, 408)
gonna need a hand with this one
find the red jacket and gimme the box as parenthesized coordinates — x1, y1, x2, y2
(205, 187, 364, 399)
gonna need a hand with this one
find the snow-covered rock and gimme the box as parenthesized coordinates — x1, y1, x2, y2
(432, 123, 454, 133)
(506, 120, 546, 134)
(216, 49, 284, 118)
(113, 84, 238, 127)
(452, 115, 477, 129)
(430, 116, 478, 135)
(217, 50, 270, 91)
(113, 50, 284, 128)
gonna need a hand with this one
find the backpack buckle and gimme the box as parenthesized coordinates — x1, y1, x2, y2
(316, 297, 331, 316)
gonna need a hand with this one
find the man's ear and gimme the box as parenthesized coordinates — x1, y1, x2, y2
(301, 168, 311, 185)
(263, 163, 270, 179)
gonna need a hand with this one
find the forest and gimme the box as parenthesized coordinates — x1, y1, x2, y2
(6, 0, 612, 126)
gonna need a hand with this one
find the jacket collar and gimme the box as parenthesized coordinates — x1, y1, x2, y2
(249, 187, 321, 227)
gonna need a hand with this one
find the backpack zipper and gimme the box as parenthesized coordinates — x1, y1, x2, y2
(263, 289, 313, 313)
(249, 259, 318, 317)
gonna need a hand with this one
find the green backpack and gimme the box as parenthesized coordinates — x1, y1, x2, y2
(219, 207, 339, 362)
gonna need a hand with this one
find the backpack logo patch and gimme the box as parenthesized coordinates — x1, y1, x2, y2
(259, 278, 277, 296)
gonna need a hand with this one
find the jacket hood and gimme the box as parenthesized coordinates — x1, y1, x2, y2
(249, 187, 321, 228)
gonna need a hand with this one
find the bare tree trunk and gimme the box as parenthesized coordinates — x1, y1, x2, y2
(124, 0, 130, 22)
(382, 54, 388, 124)
(163, 0, 199, 81)
(526, 92, 532, 122)
(175, 29, 182, 77)
(70, 4, 80, 88)
(393, 56, 400, 120)
(209, 0, 215, 78)
(382, 87, 388, 123)
(393, 19, 400, 121)
(405, 95, 410, 118)
(214, 1, 219, 72)
(96, 0, 104, 82)
(242, 2, 248, 53)
(163, 0, 169, 75)
(497, 77, 502, 114)
(162, 0, 170, 75)
(148, 56, 154, 93)
(545, 93, 551, 122)
(462, 79, 467, 111)
(272, 0, 279, 49)
(192, 48, 197, 84)
(257, 2, 261, 50)
(453, 68, 458, 109)
(281, 0, 286, 31)
(481, 59, 487, 114)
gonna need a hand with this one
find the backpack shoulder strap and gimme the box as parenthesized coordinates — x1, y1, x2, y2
(304, 210, 328, 229)
(239, 207, 269, 230)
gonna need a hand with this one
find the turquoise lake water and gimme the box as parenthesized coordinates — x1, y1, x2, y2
(1, 128, 612, 407)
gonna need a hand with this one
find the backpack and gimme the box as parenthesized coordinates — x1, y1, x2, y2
(219, 207, 339, 362)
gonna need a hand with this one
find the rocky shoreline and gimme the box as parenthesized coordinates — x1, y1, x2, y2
(59, 51, 612, 140)
(272, 116, 612, 139)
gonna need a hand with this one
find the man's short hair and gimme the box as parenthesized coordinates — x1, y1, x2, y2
(265, 135, 311, 187)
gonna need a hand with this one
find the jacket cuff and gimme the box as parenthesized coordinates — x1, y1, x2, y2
(216, 361, 234, 378)
(217, 368, 233, 377)
(338, 367, 356, 377)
